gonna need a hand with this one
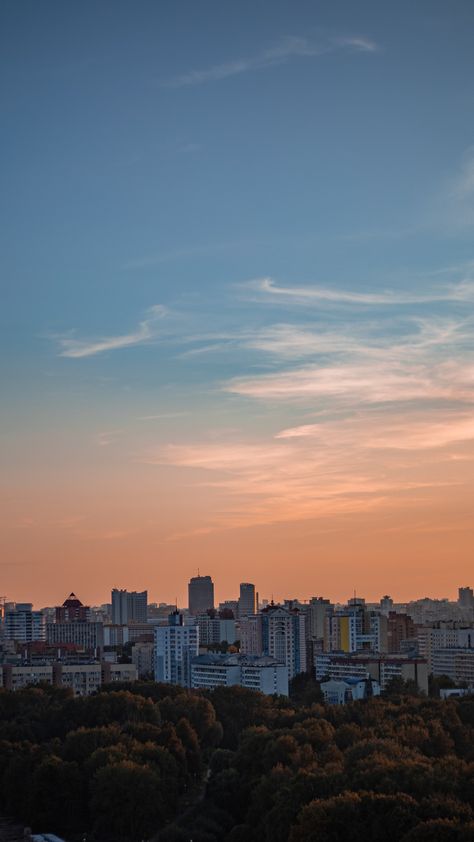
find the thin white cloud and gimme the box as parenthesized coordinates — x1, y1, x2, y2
(245, 277, 474, 305)
(160, 34, 378, 88)
(56, 305, 166, 358)
(451, 146, 474, 199)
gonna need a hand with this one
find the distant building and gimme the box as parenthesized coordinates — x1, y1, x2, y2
(314, 652, 428, 694)
(46, 621, 104, 654)
(458, 587, 474, 609)
(188, 575, 214, 616)
(154, 611, 199, 687)
(431, 648, 474, 685)
(321, 677, 381, 705)
(4, 603, 45, 643)
(387, 611, 416, 653)
(55, 593, 90, 623)
(240, 604, 306, 680)
(0, 661, 137, 695)
(197, 614, 236, 646)
(191, 653, 288, 696)
(111, 589, 147, 625)
(238, 583, 256, 618)
(132, 641, 155, 677)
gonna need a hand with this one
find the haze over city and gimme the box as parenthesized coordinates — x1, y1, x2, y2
(2, 0, 474, 607)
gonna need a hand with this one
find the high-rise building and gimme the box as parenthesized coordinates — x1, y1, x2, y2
(55, 593, 90, 623)
(387, 611, 417, 653)
(188, 575, 214, 617)
(154, 611, 199, 687)
(4, 603, 45, 643)
(458, 587, 474, 609)
(111, 589, 148, 625)
(307, 597, 333, 640)
(238, 583, 256, 618)
(241, 604, 306, 680)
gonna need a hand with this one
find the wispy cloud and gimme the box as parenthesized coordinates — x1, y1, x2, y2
(451, 146, 474, 199)
(244, 276, 474, 306)
(160, 34, 378, 88)
(56, 305, 166, 358)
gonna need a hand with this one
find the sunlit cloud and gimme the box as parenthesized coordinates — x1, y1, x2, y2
(226, 359, 473, 404)
(56, 305, 166, 358)
(160, 34, 378, 88)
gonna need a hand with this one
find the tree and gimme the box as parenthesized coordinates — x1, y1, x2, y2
(91, 760, 166, 841)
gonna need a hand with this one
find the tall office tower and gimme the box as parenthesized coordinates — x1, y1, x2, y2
(111, 589, 148, 624)
(458, 587, 474, 609)
(55, 593, 90, 623)
(4, 603, 46, 642)
(238, 583, 256, 618)
(188, 575, 214, 617)
(154, 610, 199, 687)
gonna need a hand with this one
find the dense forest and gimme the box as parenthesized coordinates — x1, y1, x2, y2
(0, 681, 473, 841)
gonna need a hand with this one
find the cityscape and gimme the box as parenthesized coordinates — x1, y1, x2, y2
(2, 0, 474, 839)
(2, 578, 474, 702)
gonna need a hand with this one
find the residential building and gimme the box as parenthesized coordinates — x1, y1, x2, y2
(431, 648, 474, 685)
(321, 677, 381, 704)
(46, 621, 104, 654)
(458, 587, 474, 609)
(55, 593, 90, 623)
(190, 653, 288, 696)
(387, 611, 417, 653)
(111, 589, 148, 625)
(197, 614, 236, 646)
(132, 642, 154, 677)
(154, 610, 199, 687)
(314, 652, 428, 694)
(4, 604, 46, 643)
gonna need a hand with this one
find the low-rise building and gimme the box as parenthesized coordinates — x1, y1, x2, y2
(431, 648, 474, 685)
(314, 652, 428, 694)
(321, 677, 381, 704)
(190, 653, 288, 696)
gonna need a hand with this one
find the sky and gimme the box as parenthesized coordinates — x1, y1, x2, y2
(1, 0, 474, 608)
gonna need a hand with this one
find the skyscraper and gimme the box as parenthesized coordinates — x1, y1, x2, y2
(111, 589, 148, 624)
(238, 582, 256, 617)
(188, 575, 214, 616)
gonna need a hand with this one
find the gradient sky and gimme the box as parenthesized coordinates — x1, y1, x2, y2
(1, 0, 474, 608)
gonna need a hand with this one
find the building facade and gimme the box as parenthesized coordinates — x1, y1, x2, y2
(111, 589, 148, 625)
(154, 611, 199, 687)
(188, 575, 214, 616)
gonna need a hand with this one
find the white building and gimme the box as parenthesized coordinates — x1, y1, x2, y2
(190, 654, 288, 696)
(4, 603, 46, 643)
(431, 648, 474, 685)
(321, 677, 381, 705)
(154, 611, 199, 687)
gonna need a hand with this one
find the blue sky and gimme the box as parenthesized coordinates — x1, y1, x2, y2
(1, 1, 474, 604)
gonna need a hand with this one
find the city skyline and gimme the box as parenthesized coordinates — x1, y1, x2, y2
(3, 578, 473, 612)
(2, 1, 474, 606)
